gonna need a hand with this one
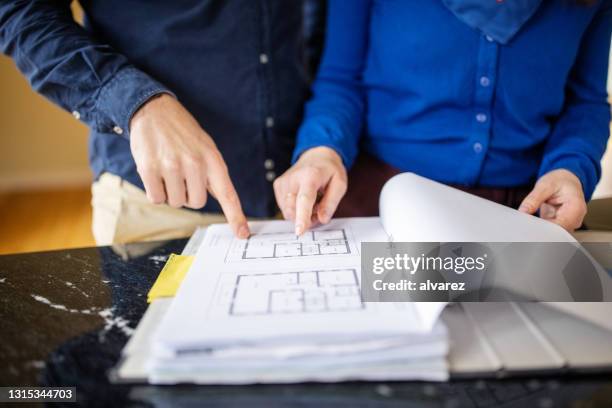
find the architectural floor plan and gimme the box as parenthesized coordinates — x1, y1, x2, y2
(225, 229, 351, 262)
(228, 269, 363, 316)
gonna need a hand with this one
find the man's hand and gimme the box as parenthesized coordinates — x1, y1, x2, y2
(129, 94, 250, 238)
(519, 169, 587, 232)
(273, 147, 348, 236)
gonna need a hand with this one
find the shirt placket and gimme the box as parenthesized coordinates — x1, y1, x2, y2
(258, 0, 277, 184)
(469, 34, 499, 184)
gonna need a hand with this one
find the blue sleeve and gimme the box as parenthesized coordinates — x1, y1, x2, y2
(538, 2, 612, 200)
(0, 0, 171, 138)
(292, 0, 371, 168)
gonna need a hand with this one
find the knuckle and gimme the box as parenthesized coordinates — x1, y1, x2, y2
(137, 162, 158, 176)
(168, 198, 184, 209)
(183, 153, 204, 169)
(303, 166, 321, 180)
(298, 191, 315, 202)
(285, 193, 296, 204)
(523, 198, 536, 208)
(207, 149, 227, 168)
(302, 178, 319, 192)
(188, 197, 206, 209)
(538, 181, 553, 193)
(161, 158, 181, 172)
(148, 192, 165, 204)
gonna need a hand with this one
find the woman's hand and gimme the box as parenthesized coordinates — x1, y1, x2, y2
(519, 169, 587, 231)
(273, 147, 348, 236)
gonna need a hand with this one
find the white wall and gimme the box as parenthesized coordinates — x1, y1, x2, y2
(591, 42, 612, 199)
(0, 56, 91, 192)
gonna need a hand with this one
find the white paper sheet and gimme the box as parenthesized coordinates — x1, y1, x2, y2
(380, 173, 575, 242)
(153, 218, 446, 353)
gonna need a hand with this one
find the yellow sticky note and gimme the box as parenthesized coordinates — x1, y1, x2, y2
(147, 254, 194, 303)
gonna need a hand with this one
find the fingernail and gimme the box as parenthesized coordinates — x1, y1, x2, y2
(295, 223, 304, 236)
(238, 225, 250, 239)
(518, 205, 529, 213)
(542, 206, 556, 219)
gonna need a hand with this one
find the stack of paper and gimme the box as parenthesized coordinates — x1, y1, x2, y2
(119, 173, 611, 384)
(147, 218, 449, 384)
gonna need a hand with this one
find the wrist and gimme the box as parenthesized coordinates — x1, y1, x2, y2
(299, 146, 343, 166)
(129, 93, 174, 132)
(544, 168, 582, 187)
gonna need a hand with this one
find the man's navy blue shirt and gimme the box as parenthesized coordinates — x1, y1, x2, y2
(294, 0, 612, 199)
(0, 0, 311, 217)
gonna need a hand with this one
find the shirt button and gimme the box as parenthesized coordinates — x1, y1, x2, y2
(112, 125, 124, 135)
(479, 76, 491, 87)
(265, 117, 275, 128)
(476, 113, 488, 123)
(265, 171, 276, 182)
(264, 159, 275, 170)
(473, 142, 483, 153)
(259, 53, 269, 64)
(72, 110, 81, 120)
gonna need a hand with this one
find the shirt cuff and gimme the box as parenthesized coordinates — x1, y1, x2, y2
(538, 156, 598, 201)
(94, 66, 173, 138)
(291, 121, 357, 168)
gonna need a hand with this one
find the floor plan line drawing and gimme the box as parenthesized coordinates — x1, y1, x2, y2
(224, 229, 352, 263)
(228, 269, 363, 316)
(242, 229, 350, 259)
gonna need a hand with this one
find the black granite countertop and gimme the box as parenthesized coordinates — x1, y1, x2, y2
(1, 240, 612, 407)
